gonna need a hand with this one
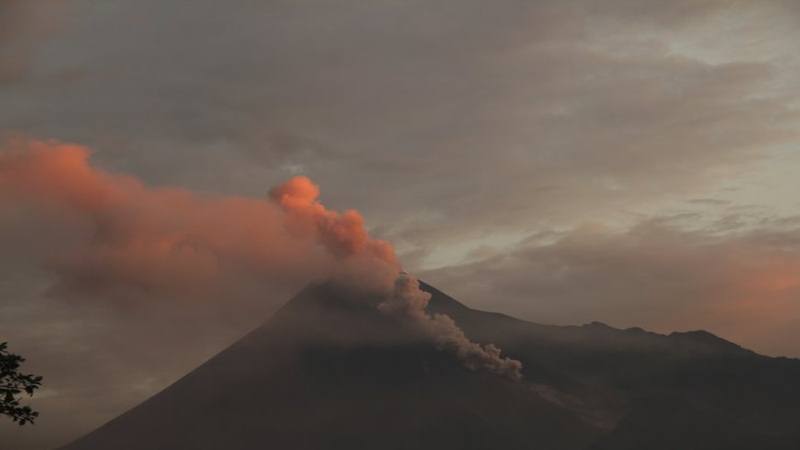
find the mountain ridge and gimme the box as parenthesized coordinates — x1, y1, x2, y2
(60, 281, 800, 450)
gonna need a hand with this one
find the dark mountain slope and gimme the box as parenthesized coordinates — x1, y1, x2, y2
(62, 281, 800, 450)
(61, 283, 598, 450)
(422, 281, 800, 449)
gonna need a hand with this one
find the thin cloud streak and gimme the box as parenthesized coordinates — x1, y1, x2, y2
(424, 219, 800, 358)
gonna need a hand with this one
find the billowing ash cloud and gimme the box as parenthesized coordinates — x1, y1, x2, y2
(269, 175, 523, 380)
(0, 138, 522, 380)
(0, 138, 325, 300)
(381, 275, 523, 380)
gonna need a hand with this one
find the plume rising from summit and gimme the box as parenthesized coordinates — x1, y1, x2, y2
(269, 175, 522, 380)
(0, 138, 521, 379)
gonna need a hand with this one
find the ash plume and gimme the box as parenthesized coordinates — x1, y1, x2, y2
(1, 138, 522, 380)
(270, 176, 523, 380)
(381, 275, 523, 380)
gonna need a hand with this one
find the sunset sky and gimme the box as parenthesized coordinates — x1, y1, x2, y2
(2, 1, 800, 449)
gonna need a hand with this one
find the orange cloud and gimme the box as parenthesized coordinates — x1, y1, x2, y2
(0, 139, 343, 297)
(269, 175, 397, 263)
(0, 138, 521, 379)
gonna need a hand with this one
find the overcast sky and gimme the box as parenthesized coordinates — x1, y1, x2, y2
(2, 1, 799, 448)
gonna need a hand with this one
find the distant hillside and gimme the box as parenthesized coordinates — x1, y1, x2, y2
(61, 282, 800, 450)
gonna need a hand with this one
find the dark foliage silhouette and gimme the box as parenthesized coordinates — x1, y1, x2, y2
(1, 342, 43, 425)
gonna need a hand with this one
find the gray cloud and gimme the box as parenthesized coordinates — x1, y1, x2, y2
(1, 1, 796, 234)
(423, 218, 800, 358)
(0, 0, 71, 84)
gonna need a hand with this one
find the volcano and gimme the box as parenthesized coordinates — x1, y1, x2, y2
(61, 282, 800, 450)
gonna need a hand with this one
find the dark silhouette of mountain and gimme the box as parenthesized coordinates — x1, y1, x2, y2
(61, 282, 800, 450)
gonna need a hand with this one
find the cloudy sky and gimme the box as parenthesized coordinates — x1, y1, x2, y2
(1, 1, 799, 448)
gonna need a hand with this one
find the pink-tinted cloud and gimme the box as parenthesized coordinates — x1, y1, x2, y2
(0, 139, 326, 298)
(0, 138, 521, 379)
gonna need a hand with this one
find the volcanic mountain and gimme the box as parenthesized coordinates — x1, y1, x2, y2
(61, 282, 800, 450)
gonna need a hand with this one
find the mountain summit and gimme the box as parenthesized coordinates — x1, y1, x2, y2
(62, 282, 800, 450)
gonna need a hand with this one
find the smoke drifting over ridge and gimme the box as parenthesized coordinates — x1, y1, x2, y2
(0, 138, 521, 380)
(380, 275, 523, 380)
(270, 173, 522, 380)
